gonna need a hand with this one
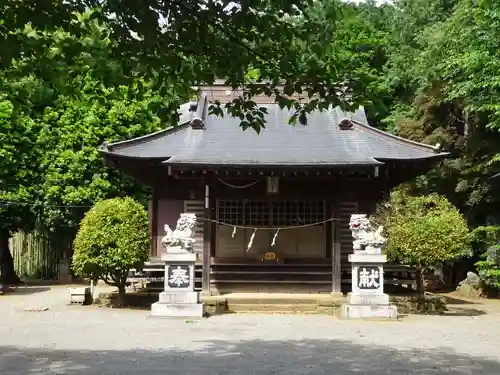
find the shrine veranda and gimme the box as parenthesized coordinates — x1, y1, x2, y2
(102, 83, 447, 296)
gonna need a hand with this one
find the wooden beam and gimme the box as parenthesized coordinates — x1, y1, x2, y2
(332, 242, 342, 294)
(210, 196, 217, 258)
(330, 200, 341, 294)
(325, 200, 332, 259)
(151, 191, 159, 257)
(202, 181, 211, 295)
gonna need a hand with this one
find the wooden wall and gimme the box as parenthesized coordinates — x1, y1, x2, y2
(154, 199, 206, 257)
(153, 174, 383, 261)
(183, 200, 205, 255)
(215, 226, 325, 258)
(155, 199, 184, 256)
(336, 201, 359, 262)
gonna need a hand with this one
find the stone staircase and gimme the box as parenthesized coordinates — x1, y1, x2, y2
(203, 293, 345, 315)
(209, 261, 335, 294)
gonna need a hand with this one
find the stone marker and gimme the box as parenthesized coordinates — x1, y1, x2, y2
(456, 271, 484, 298)
(151, 213, 205, 318)
(68, 286, 92, 305)
(341, 214, 397, 319)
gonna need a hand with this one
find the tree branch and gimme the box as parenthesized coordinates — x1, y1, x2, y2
(102, 274, 117, 287)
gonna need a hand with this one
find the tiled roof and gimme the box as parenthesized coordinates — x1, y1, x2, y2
(102, 94, 446, 167)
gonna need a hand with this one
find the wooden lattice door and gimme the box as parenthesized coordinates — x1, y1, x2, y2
(215, 199, 326, 258)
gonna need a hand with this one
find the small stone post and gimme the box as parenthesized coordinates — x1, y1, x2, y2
(58, 252, 72, 284)
(341, 214, 397, 319)
(150, 213, 205, 318)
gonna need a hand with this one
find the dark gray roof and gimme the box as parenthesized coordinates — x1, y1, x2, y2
(102, 97, 446, 167)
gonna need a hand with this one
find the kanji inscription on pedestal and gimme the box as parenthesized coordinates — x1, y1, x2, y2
(357, 266, 381, 290)
(167, 265, 190, 288)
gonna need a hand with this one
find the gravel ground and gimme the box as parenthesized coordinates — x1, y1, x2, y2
(1, 285, 500, 374)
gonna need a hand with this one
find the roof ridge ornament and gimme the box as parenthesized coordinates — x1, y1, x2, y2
(189, 102, 198, 112)
(339, 118, 353, 130)
(190, 117, 204, 129)
(190, 93, 208, 129)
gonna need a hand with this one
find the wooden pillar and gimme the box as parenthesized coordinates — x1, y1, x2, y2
(331, 201, 342, 294)
(332, 241, 342, 294)
(151, 191, 159, 258)
(202, 182, 211, 295)
(210, 197, 216, 257)
(325, 200, 332, 258)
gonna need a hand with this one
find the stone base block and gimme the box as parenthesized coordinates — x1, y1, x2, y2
(68, 287, 91, 305)
(341, 304, 398, 320)
(161, 252, 197, 262)
(347, 293, 389, 305)
(159, 291, 199, 304)
(349, 253, 387, 263)
(150, 302, 205, 318)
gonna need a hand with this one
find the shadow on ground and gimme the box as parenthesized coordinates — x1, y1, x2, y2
(21, 279, 89, 287)
(442, 307, 486, 317)
(1, 286, 51, 296)
(439, 294, 488, 316)
(0, 338, 499, 375)
(441, 295, 477, 305)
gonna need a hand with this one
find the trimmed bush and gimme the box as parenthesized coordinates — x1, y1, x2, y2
(375, 190, 470, 297)
(72, 197, 150, 306)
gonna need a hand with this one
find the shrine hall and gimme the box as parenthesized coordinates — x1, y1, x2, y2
(101, 83, 447, 295)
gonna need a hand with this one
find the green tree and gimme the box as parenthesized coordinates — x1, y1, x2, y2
(30, 14, 182, 232)
(364, 0, 500, 228)
(471, 226, 500, 293)
(0, 79, 46, 285)
(0, 11, 185, 281)
(72, 197, 150, 306)
(378, 190, 470, 297)
(414, 1, 500, 223)
(1, 1, 403, 131)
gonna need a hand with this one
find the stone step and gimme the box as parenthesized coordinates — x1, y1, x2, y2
(202, 293, 345, 315)
(204, 292, 343, 303)
(151, 301, 205, 318)
(227, 303, 320, 314)
(223, 297, 343, 305)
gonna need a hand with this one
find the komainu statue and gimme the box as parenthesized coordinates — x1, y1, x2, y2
(161, 213, 197, 253)
(348, 214, 386, 253)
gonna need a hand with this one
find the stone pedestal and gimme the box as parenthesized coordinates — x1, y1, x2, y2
(58, 258, 72, 284)
(341, 253, 397, 319)
(150, 252, 205, 318)
(68, 287, 92, 305)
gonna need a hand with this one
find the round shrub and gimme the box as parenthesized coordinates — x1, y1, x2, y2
(72, 197, 150, 305)
(376, 190, 470, 296)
